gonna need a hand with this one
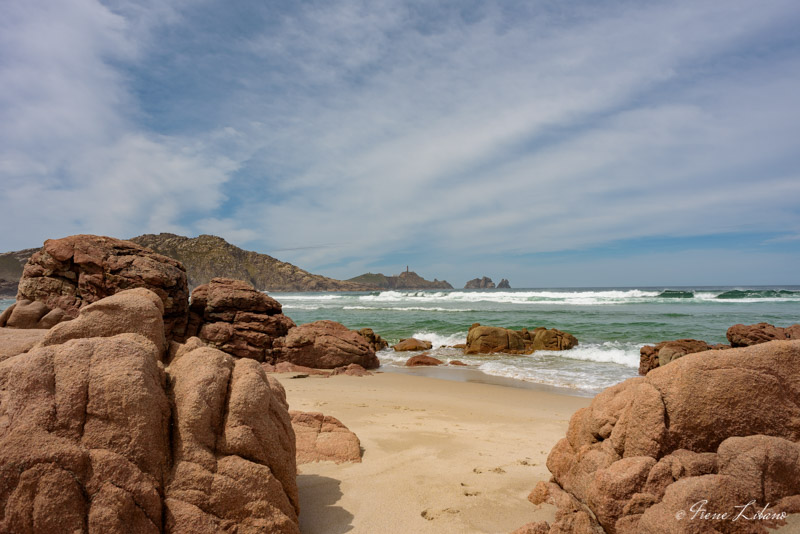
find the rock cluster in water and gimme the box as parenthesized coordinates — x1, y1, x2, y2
(516, 340, 800, 534)
(465, 323, 578, 355)
(639, 321, 800, 374)
(464, 276, 496, 289)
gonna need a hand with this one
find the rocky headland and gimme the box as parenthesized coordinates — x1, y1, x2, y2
(348, 270, 453, 289)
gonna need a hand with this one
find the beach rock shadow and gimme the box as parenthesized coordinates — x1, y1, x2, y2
(298, 474, 354, 534)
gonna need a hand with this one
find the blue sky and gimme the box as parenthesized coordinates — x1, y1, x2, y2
(2, 0, 799, 287)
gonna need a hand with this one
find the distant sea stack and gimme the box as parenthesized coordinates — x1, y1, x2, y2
(497, 278, 510, 288)
(130, 233, 377, 292)
(464, 277, 495, 289)
(348, 270, 453, 290)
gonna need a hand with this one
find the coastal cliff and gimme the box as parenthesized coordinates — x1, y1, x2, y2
(348, 270, 453, 289)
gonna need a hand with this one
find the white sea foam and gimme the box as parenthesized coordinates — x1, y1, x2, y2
(281, 304, 322, 310)
(270, 294, 344, 301)
(476, 362, 606, 391)
(342, 306, 473, 312)
(355, 289, 664, 306)
(410, 331, 468, 347)
(543, 342, 640, 368)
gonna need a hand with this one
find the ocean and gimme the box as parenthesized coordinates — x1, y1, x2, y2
(270, 286, 800, 396)
(3, 286, 798, 396)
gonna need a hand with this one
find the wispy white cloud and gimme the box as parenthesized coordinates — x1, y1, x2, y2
(1, 0, 799, 285)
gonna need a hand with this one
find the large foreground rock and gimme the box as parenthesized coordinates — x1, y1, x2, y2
(0, 333, 171, 533)
(522, 340, 800, 533)
(185, 278, 295, 362)
(0, 299, 66, 329)
(16, 234, 188, 340)
(275, 320, 379, 369)
(291, 411, 362, 464)
(0, 289, 300, 533)
(42, 288, 168, 355)
(166, 345, 299, 532)
(0, 327, 47, 362)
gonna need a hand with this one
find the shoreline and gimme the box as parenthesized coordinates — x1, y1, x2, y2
(275, 371, 591, 533)
(377, 362, 599, 398)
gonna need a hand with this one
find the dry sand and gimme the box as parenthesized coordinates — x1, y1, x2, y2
(273, 370, 591, 534)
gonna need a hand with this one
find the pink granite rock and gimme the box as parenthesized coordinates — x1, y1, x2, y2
(16, 234, 188, 340)
(185, 278, 295, 362)
(275, 320, 379, 369)
(291, 411, 362, 464)
(517, 340, 800, 534)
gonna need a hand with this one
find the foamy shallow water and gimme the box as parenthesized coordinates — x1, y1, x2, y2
(274, 286, 800, 395)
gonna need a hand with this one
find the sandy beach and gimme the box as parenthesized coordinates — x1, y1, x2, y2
(274, 370, 591, 534)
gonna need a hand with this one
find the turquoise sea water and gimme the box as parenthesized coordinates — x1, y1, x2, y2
(270, 286, 800, 395)
(4, 286, 798, 395)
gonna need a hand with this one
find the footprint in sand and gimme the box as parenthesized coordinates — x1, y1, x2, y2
(459, 482, 481, 497)
(472, 467, 506, 474)
(421, 508, 460, 520)
(517, 458, 537, 466)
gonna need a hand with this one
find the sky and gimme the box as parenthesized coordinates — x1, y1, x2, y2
(2, 0, 800, 287)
